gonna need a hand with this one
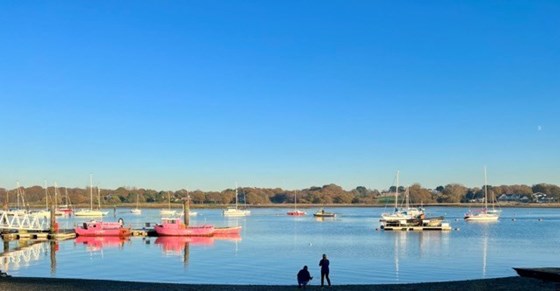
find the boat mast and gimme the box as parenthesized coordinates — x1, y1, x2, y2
(294, 191, 297, 210)
(16, 181, 21, 209)
(235, 183, 238, 209)
(65, 187, 70, 207)
(395, 171, 399, 211)
(54, 182, 58, 209)
(168, 192, 171, 210)
(484, 166, 488, 210)
(97, 187, 101, 210)
(44, 180, 48, 210)
(89, 174, 93, 211)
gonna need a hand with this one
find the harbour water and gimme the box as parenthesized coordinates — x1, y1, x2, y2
(1, 207, 559, 285)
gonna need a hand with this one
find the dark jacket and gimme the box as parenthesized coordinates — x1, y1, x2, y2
(297, 268, 312, 282)
(319, 259, 330, 273)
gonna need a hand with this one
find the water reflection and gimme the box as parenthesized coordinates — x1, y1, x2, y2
(389, 230, 452, 282)
(0, 240, 47, 272)
(75, 236, 129, 252)
(50, 241, 57, 275)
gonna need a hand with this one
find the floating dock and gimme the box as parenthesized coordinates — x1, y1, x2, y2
(1, 230, 76, 241)
(381, 223, 452, 231)
(380, 216, 452, 231)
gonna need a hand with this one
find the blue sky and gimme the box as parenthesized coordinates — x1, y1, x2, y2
(0, 1, 558, 191)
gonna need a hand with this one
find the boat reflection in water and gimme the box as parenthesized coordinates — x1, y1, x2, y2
(75, 236, 129, 252)
(156, 233, 242, 252)
(389, 230, 451, 283)
(155, 233, 241, 265)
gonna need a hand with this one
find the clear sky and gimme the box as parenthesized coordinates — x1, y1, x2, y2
(0, 1, 558, 191)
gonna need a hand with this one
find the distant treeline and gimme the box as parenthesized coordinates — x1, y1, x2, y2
(1, 183, 559, 207)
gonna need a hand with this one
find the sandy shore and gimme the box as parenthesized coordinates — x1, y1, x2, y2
(0, 276, 557, 291)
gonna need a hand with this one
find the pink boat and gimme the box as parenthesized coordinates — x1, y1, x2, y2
(213, 225, 242, 235)
(154, 218, 215, 236)
(74, 220, 131, 237)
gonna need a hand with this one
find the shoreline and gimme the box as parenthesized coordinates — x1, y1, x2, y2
(22, 202, 560, 209)
(0, 276, 557, 290)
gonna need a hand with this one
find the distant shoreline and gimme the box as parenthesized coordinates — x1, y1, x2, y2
(21, 202, 560, 209)
(0, 276, 556, 291)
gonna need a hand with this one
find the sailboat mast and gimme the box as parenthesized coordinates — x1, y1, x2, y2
(235, 185, 238, 209)
(484, 166, 488, 210)
(16, 182, 20, 209)
(395, 171, 399, 210)
(97, 187, 101, 210)
(89, 174, 93, 211)
(45, 180, 49, 210)
(294, 191, 297, 210)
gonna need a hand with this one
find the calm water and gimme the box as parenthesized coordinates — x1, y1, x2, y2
(2, 207, 560, 285)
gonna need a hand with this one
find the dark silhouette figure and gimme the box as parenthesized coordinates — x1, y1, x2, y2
(297, 265, 313, 288)
(319, 253, 331, 287)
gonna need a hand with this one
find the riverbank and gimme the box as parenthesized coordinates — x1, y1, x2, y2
(0, 276, 556, 291)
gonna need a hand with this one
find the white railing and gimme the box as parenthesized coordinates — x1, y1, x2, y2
(0, 210, 49, 231)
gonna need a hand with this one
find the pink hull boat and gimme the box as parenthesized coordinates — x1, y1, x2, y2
(213, 225, 242, 235)
(74, 221, 131, 237)
(154, 218, 215, 236)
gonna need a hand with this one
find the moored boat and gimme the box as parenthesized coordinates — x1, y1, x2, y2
(74, 220, 131, 237)
(223, 186, 251, 217)
(213, 225, 242, 235)
(513, 267, 560, 282)
(313, 208, 336, 218)
(380, 172, 424, 222)
(75, 176, 108, 217)
(288, 210, 306, 216)
(464, 167, 500, 222)
(154, 218, 215, 236)
(287, 191, 306, 216)
(380, 215, 451, 231)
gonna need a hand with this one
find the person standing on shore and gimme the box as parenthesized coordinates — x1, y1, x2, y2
(319, 253, 331, 288)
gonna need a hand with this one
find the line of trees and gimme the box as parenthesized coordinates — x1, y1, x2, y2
(1, 182, 559, 207)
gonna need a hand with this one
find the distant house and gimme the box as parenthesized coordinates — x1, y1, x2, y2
(532, 192, 555, 203)
(498, 194, 530, 203)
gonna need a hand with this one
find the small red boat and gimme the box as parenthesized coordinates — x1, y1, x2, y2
(154, 218, 215, 236)
(74, 220, 131, 237)
(287, 210, 306, 216)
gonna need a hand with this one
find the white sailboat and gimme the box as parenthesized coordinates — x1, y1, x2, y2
(464, 167, 499, 222)
(287, 191, 306, 216)
(75, 175, 108, 217)
(131, 193, 142, 215)
(30, 181, 51, 219)
(223, 185, 250, 217)
(8, 182, 28, 216)
(160, 192, 177, 216)
(57, 187, 73, 216)
(380, 171, 424, 222)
